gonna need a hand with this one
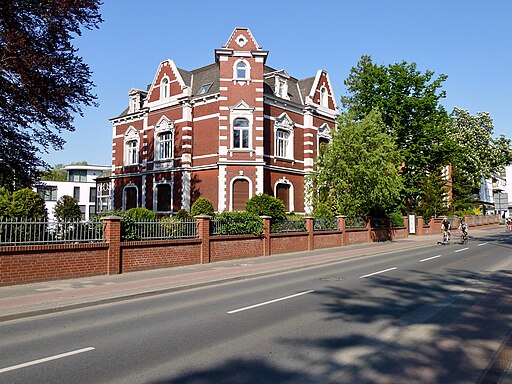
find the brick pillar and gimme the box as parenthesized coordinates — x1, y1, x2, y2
(337, 216, 346, 246)
(305, 216, 314, 251)
(416, 216, 424, 236)
(102, 216, 122, 275)
(195, 215, 211, 264)
(403, 216, 409, 238)
(261, 216, 271, 256)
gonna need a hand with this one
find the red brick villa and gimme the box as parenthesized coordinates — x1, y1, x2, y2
(107, 28, 338, 214)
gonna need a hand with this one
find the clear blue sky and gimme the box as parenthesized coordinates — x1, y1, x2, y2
(43, 0, 512, 166)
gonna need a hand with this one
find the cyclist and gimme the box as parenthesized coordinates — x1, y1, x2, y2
(458, 218, 468, 244)
(441, 218, 451, 243)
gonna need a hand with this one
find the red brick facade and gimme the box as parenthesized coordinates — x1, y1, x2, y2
(109, 28, 338, 214)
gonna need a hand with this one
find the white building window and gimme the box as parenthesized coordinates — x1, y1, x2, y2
(320, 86, 328, 107)
(275, 77, 289, 99)
(233, 59, 251, 81)
(233, 118, 250, 149)
(276, 129, 289, 158)
(274, 113, 294, 160)
(157, 131, 173, 160)
(160, 77, 170, 99)
(126, 140, 138, 165)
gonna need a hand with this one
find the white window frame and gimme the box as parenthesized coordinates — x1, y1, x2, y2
(160, 76, 170, 99)
(233, 59, 251, 81)
(154, 117, 174, 163)
(320, 86, 328, 107)
(232, 118, 250, 149)
(229, 101, 254, 152)
(124, 127, 140, 166)
(274, 113, 294, 160)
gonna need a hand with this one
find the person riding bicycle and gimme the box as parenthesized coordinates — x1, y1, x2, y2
(458, 218, 468, 241)
(441, 218, 451, 242)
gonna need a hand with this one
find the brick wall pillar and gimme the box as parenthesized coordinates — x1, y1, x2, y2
(416, 216, 424, 236)
(403, 216, 409, 238)
(366, 218, 372, 242)
(305, 216, 314, 251)
(261, 216, 271, 256)
(337, 216, 346, 246)
(102, 216, 122, 275)
(195, 215, 211, 264)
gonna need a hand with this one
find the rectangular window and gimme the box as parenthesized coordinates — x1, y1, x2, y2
(79, 205, 86, 221)
(98, 196, 109, 213)
(158, 132, 172, 160)
(156, 184, 172, 212)
(126, 141, 138, 165)
(197, 83, 212, 95)
(233, 118, 250, 149)
(37, 186, 57, 201)
(276, 130, 289, 158)
(68, 170, 87, 182)
(89, 187, 96, 203)
(88, 205, 96, 219)
(73, 186, 80, 201)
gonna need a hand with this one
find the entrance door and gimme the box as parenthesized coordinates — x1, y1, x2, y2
(232, 180, 249, 211)
(276, 183, 290, 212)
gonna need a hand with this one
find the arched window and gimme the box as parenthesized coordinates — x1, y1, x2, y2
(320, 87, 328, 107)
(236, 62, 247, 79)
(123, 186, 138, 211)
(160, 77, 169, 99)
(233, 118, 249, 149)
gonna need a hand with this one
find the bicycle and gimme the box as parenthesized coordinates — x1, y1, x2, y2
(439, 230, 450, 245)
(460, 231, 468, 244)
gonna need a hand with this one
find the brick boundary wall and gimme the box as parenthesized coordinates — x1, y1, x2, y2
(0, 215, 501, 286)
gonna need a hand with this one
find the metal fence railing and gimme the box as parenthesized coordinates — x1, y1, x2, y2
(271, 219, 306, 233)
(0, 220, 105, 246)
(129, 220, 198, 240)
(314, 218, 338, 231)
(345, 217, 366, 229)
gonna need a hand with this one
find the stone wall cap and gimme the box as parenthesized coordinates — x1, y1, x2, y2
(101, 216, 122, 221)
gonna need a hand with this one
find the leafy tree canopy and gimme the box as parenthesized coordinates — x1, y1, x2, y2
(308, 110, 403, 217)
(9, 188, 48, 220)
(341, 55, 455, 211)
(0, 0, 103, 190)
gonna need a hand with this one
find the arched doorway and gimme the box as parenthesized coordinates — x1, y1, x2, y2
(232, 179, 249, 211)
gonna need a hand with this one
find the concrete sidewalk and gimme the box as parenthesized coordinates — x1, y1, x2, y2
(0, 226, 504, 322)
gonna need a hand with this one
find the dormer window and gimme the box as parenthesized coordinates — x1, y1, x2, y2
(160, 77, 170, 99)
(197, 83, 212, 95)
(275, 77, 289, 100)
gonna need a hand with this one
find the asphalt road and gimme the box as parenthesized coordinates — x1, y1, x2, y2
(1, 232, 512, 384)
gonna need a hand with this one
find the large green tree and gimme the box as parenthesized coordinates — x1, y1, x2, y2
(308, 110, 403, 217)
(341, 56, 455, 212)
(0, 0, 103, 190)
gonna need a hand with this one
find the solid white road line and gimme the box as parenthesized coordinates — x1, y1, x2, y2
(454, 248, 469, 253)
(227, 290, 315, 314)
(420, 255, 442, 262)
(0, 347, 95, 374)
(358, 267, 397, 279)
(478, 242, 488, 247)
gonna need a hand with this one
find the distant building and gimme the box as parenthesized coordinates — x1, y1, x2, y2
(36, 164, 111, 221)
(479, 172, 507, 216)
(108, 27, 338, 214)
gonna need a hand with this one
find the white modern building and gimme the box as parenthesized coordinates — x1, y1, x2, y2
(480, 172, 508, 216)
(35, 164, 111, 221)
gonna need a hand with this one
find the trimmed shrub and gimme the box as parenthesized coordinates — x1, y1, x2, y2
(313, 202, 335, 219)
(175, 209, 191, 220)
(389, 212, 405, 227)
(123, 207, 157, 222)
(214, 211, 264, 235)
(54, 195, 82, 222)
(10, 188, 48, 220)
(191, 197, 214, 217)
(245, 193, 286, 221)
